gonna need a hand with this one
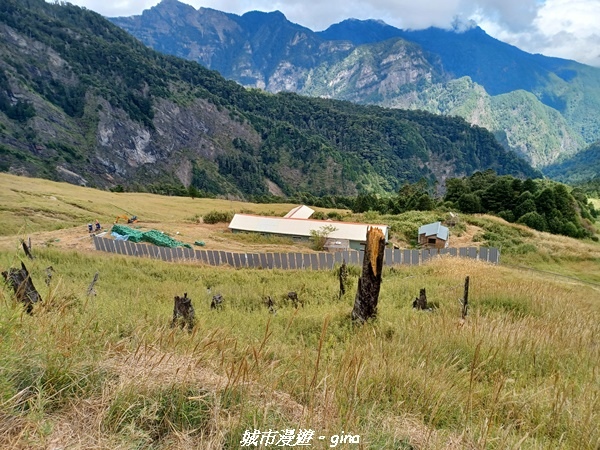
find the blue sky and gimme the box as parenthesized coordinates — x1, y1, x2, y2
(58, 0, 600, 66)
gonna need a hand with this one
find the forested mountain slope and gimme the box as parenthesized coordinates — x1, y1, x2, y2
(0, 0, 538, 198)
(111, 1, 600, 169)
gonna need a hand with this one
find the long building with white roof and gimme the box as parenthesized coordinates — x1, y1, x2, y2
(228, 210, 389, 251)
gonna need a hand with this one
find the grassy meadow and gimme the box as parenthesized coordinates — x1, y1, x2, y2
(0, 174, 599, 449)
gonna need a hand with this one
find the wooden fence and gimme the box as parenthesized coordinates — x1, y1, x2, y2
(92, 236, 500, 269)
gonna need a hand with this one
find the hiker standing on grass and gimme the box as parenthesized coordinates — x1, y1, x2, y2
(95, 220, 101, 231)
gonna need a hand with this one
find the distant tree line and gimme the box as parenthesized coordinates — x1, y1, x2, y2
(121, 170, 596, 240)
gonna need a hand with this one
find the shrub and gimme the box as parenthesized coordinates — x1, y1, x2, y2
(517, 211, 547, 232)
(202, 210, 234, 224)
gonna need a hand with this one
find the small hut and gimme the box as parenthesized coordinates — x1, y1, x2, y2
(418, 222, 449, 249)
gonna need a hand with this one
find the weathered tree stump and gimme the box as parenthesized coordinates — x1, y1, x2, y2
(351, 227, 386, 323)
(2, 262, 42, 314)
(171, 292, 195, 331)
(286, 291, 301, 308)
(339, 260, 348, 299)
(265, 295, 276, 314)
(210, 293, 223, 310)
(413, 288, 428, 310)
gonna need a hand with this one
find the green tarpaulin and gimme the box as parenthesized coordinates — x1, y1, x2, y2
(111, 224, 192, 249)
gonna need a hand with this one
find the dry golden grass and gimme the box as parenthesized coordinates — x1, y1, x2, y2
(1, 174, 599, 449)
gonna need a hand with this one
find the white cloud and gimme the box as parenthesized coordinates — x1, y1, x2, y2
(52, 0, 600, 66)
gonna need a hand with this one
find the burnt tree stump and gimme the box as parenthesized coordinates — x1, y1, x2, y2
(265, 295, 276, 314)
(413, 288, 428, 310)
(171, 293, 195, 331)
(286, 291, 301, 308)
(210, 293, 223, 310)
(339, 260, 348, 299)
(2, 262, 42, 313)
(351, 227, 386, 323)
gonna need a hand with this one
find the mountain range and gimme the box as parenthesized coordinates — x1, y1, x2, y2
(0, 0, 539, 199)
(110, 0, 600, 172)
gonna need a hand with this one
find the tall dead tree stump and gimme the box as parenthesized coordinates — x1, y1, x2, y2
(339, 260, 348, 299)
(2, 261, 42, 314)
(461, 276, 470, 319)
(171, 293, 195, 331)
(351, 227, 386, 323)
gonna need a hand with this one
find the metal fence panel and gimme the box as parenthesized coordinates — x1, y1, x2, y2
(468, 247, 478, 259)
(296, 253, 304, 269)
(233, 252, 241, 267)
(225, 252, 234, 267)
(280, 253, 289, 270)
(134, 242, 144, 257)
(334, 252, 344, 265)
(300, 254, 310, 270)
(274, 253, 282, 269)
(402, 249, 411, 265)
(117, 240, 127, 255)
(449, 248, 457, 257)
(393, 249, 401, 265)
(205, 250, 215, 266)
(249, 254, 259, 268)
(310, 254, 319, 270)
(266, 253, 274, 269)
(459, 247, 468, 258)
(421, 249, 431, 264)
(259, 253, 268, 269)
(174, 248, 184, 261)
(318, 253, 327, 270)
(246, 254, 257, 268)
(479, 247, 489, 262)
(349, 251, 359, 266)
(140, 244, 149, 258)
(385, 249, 393, 266)
(126, 241, 137, 256)
(287, 253, 296, 270)
(216, 251, 225, 266)
(325, 253, 334, 270)
(489, 247, 500, 264)
(411, 250, 420, 265)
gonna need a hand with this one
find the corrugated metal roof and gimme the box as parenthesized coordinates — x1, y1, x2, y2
(229, 214, 389, 242)
(418, 221, 449, 241)
(283, 205, 315, 219)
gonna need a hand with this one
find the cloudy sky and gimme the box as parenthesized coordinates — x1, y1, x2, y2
(62, 0, 600, 67)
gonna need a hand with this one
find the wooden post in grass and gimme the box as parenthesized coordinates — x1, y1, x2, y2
(2, 261, 42, 314)
(461, 276, 470, 319)
(352, 227, 386, 323)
